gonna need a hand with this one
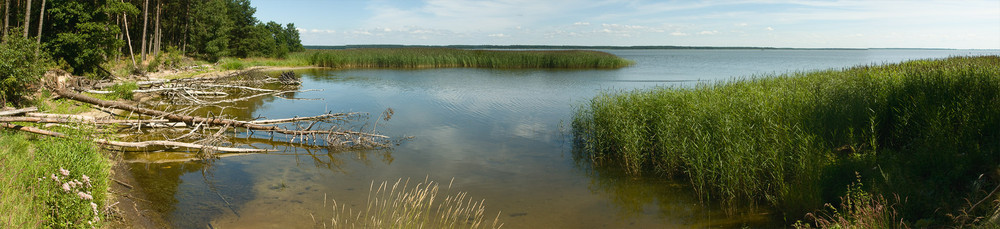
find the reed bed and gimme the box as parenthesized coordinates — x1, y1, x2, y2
(305, 48, 633, 69)
(572, 56, 1000, 226)
(319, 178, 503, 229)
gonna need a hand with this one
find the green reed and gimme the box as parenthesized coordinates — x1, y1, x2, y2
(321, 178, 503, 229)
(305, 48, 633, 69)
(572, 56, 1000, 225)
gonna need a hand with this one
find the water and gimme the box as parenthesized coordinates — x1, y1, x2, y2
(125, 49, 999, 228)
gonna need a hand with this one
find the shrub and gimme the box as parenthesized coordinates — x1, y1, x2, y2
(0, 32, 52, 107)
(108, 81, 138, 100)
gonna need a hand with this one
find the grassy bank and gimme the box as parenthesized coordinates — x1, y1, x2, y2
(0, 128, 112, 228)
(305, 48, 634, 69)
(572, 56, 1000, 226)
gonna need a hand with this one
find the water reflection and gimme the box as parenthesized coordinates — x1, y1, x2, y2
(122, 49, 999, 228)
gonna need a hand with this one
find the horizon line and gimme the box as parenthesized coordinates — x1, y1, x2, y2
(302, 44, 1000, 51)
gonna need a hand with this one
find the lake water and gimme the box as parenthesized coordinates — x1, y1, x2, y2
(125, 49, 999, 228)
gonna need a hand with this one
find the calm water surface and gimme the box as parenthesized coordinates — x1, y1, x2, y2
(125, 49, 999, 228)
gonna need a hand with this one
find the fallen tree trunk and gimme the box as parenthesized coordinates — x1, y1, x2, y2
(0, 107, 39, 116)
(53, 87, 385, 138)
(1, 122, 65, 137)
(94, 139, 271, 152)
(86, 88, 229, 96)
(0, 116, 173, 125)
(0, 122, 271, 152)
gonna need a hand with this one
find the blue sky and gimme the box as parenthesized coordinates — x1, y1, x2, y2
(249, 0, 1000, 49)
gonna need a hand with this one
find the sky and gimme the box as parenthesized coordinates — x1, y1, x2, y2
(249, 0, 1000, 49)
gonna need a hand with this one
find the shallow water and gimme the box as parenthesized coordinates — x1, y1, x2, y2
(125, 49, 999, 228)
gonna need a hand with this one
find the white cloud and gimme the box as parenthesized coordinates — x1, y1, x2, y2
(488, 33, 508, 37)
(765, 27, 774, 31)
(670, 32, 689, 36)
(573, 22, 590, 26)
(698, 30, 719, 35)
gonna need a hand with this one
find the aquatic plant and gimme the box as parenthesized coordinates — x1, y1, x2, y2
(306, 48, 633, 69)
(572, 56, 1000, 226)
(319, 178, 503, 229)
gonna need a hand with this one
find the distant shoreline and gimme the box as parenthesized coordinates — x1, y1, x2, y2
(304, 45, 995, 51)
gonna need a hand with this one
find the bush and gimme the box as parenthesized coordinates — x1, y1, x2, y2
(218, 58, 246, 70)
(0, 32, 51, 107)
(108, 81, 138, 100)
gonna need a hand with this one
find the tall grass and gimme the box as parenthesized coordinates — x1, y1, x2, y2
(305, 48, 633, 69)
(572, 56, 1000, 225)
(0, 128, 112, 228)
(320, 178, 503, 229)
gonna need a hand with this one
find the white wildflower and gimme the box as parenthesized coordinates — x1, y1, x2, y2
(61, 182, 71, 192)
(59, 168, 69, 176)
(78, 191, 93, 200)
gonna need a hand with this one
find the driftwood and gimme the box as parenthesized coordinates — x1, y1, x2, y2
(0, 107, 39, 116)
(1, 69, 395, 156)
(53, 86, 386, 138)
(0, 116, 171, 125)
(0, 122, 272, 152)
(86, 87, 229, 96)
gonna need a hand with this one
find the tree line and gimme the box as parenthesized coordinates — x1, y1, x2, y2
(0, 0, 304, 77)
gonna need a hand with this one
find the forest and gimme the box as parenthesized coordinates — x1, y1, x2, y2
(0, 0, 303, 78)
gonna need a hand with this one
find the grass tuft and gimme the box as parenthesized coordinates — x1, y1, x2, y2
(320, 178, 503, 229)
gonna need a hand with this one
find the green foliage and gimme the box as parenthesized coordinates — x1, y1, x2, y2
(798, 173, 906, 229)
(108, 81, 137, 100)
(0, 32, 51, 107)
(44, 1, 125, 77)
(189, 0, 233, 62)
(218, 58, 246, 70)
(0, 128, 111, 228)
(306, 48, 634, 69)
(188, 0, 304, 60)
(572, 56, 1000, 225)
(147, 46, 186, 72)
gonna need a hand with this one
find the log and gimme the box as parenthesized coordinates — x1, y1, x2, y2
(53, 86, 385, 138)
(94, 139, 271, 152)
(0, 122, 65, 137)
(86, 88, 229, 96)
(0, 122, 272, 152)
(0, 107, 38, 116)
(249, 113, 348, 125)
(0, 116, 173, 125)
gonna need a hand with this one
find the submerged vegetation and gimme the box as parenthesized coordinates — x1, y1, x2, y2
(306, 48, 634, 69)
(572, 56, 1000, 227)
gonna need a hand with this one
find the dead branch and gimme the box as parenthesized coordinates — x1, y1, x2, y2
(0, 116, 172, 125)
(249, 113, 349, 125)
(200, 84, 279, 92)
(53, 86, 386, 138)
(0, 107, 38, 116)
(0, 122, 272, 152)
(0, 122, 65, 137)
(86, 87, 229, 96)
(94, 139, 270, 152)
